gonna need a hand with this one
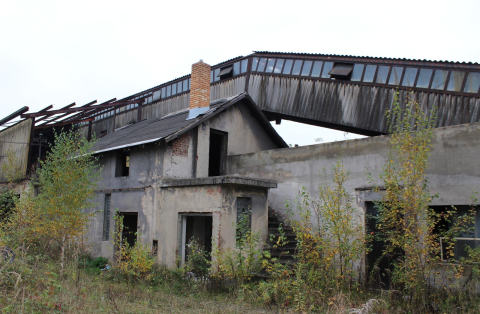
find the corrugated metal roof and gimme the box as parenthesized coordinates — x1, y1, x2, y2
(252, 51, 480, 66)
(91, 93, 287, 154)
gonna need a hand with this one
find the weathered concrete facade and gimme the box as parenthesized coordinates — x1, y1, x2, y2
(85, 98, 283, 266)
(228, 121, 480, 220)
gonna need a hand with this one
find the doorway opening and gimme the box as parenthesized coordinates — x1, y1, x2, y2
(120, 212, 138, 247)
(365, 202, 404, 288)
(208, 130, 227, 177)
(180, 214, 213, 264)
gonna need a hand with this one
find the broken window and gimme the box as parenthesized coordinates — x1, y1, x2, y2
(208, 129, 227, 177)
(329, 63, 354, 80)
(103, 194, 111, 241)
(115, 150, 130, 177)
(431, 205, 480, 260)
(236, 197, 252, 242)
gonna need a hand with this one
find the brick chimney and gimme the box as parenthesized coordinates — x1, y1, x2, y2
(189, 60, 211, 109)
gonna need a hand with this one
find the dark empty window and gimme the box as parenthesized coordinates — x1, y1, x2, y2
(401, 67, 418, 87)
(103, 194, 111, 241)
(329, 63, 354, 80)
(375, 66, 390, 84)
(416, 68, 433, 88)
(321, 62, 333, 78)
(463, 72, 480, 93)
(115, 150, 130, 177)
(446, 71, 465, 92)
(363, 65, 377, 83)
(208, 130, 227, 177)
(350, 64, 364, 81)
(218, 65, 233, 80)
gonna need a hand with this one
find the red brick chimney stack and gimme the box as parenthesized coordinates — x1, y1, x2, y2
(189, 60, 211, 109)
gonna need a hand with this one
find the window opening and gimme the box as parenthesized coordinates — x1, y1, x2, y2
(181, 214, 213, 264)
(363, 65, 377, 83)
(321, 62, 333, 78)
(233, 62, 240, 75)
(446, 71, 465, 92)
(463, 72, 480, 93)
(236, 197, 252, 242)
(329, 63, 354, 80)
(273, 59, 284, 74)
(350, 64, 364, 81)
(251, 57, 259, 72)
(218, 65, 233, 80)
(311, 61, 323, 77)
(375, 66, 390, 84)
(208, 129, 227, 177)
(401, 67, 418, 87)
(431, 69, 448, 90)
(115, 150, 130, 177)
(257, 58, 267, 72)
(388, 66, 403, 85)
(103, 194, 111, 241)
(291, 60, 303, 75)
(282, 59, 294, 74)
(265, 58, 276, 73)
(213, 68, 220, 82)
(431, 205, 479, 260)
(120, 212, 138, 248)
(152, 240, 158, 256)
(416, 68, 433, 88)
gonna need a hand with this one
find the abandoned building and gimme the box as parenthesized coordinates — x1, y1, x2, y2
(1, 52, 480, 273)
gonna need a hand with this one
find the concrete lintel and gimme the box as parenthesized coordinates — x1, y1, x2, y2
(161, 175, 277, 188)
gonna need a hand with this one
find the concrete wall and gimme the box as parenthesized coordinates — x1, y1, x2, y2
(157, 184, 268, 267)
(0, 119, 32, 182)
(228, 122, 480, 220)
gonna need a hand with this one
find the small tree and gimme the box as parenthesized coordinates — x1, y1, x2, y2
(32, 129, 100, 272)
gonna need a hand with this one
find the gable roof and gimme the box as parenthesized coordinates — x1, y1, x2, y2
(91, 92, 287, 154)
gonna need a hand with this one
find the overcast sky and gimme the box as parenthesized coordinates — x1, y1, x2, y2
(1, 0, 479, 145)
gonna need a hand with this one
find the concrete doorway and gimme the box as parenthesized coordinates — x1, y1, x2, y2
(120, 212, 138, 247)
(180, 214, 213, 264)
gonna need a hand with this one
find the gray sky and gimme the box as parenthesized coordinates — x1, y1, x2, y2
(1, 0, 479, 144)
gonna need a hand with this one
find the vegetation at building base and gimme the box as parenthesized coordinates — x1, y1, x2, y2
(1, 97, 480, 313)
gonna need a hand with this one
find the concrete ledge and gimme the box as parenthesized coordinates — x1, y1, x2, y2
(161, 175, 277, 188)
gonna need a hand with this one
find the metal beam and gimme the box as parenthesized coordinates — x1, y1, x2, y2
(35, 102, 76, 123)
(0, 106, 30, 126)
(22, 99, 145, 118)
(56, 98, 116, 123)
